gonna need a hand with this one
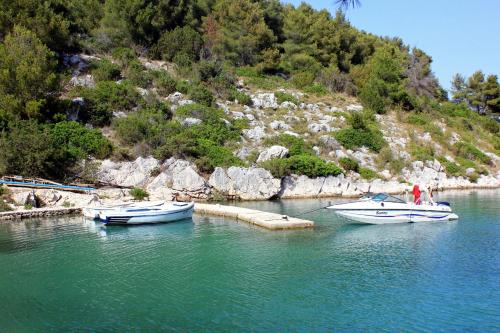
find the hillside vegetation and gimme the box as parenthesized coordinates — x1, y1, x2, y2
(0, 0, 498, 185)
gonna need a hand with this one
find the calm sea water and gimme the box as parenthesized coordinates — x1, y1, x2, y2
(0, 190, 499, 332)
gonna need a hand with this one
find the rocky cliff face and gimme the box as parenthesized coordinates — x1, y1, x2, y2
(93, 156, 500, 202)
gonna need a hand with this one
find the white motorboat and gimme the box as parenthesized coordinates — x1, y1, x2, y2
(83, 200, 165, 219)
(327, 193, 458, 224)
(99, 202, 195, 225)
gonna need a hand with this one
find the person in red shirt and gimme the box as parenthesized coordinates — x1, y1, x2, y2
(413, 184, 421, 205)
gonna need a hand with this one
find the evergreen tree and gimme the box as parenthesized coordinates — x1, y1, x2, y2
(483, 75, 500, 113)
(0, 26, 58, 120)
(451, 73, 468, 103)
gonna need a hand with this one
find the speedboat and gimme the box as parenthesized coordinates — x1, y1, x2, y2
(327, 193, 458, 224)
(83, 200, 165, 219)
(99, 202, 195, 225)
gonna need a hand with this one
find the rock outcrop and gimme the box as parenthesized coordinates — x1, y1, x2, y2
(97, 156, 159, 187)
(256, 146, 289, 163)
(209, 167, 281, 200)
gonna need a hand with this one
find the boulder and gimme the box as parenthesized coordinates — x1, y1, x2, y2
(256, 146, 289, 163)
(251, 93, 278, 109)
(269, 120, 290, 130)
(280, 101, 297, 110)
(308, 123, 331, 133)
(98, 156, 160, 187)
(208, 167, 281, 200)
(280, 175, 326, 198)
(243, 126, 266, 141)
(148, 158, 209, 200)
(319, 135, 341, 150)
(181, 117, 202, 126)
(69, 74, 95, 88)
(346, 104, 363, 112)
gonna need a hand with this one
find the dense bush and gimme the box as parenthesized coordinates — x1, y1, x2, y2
(406, 113, 429, 126)
(90, 59, 121, 82)
(454, 141, 491, 165)
(275, 92, 298, 105)
(130, 188, 149, 200)
(264, 134, 313, 156)
(437, 157, 464, 177)
(50, 121, 112, 159)
(194, 139, 244, 173)
(157, 26, 203, 63)
(261, 154, 342, 178)
(152, 71, 177, 96)
(291, 72, 315, 89)
(339, 157, 359, 172)
(124, 61, 152, 88)
(335, 127, 385, 152)
(189, 85, 215, 106)
(77, 80, 141, 126)
(359, 167, 378, 180)
(111, 47, 137, 68)
(229, 89, 252, 106)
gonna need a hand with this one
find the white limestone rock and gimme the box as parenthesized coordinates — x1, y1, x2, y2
(243, 126, 266, 141)
(98, 156, 160, 187)
(269, 120, 290, 131)
(208, 167, 281, 200)
(181, 117, 202, 126)
(346, 104, 363, 112)
(256, 146, 289, 163)
(251, 93, 278, 109)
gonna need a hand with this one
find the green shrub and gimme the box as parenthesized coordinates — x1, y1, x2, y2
(264, 134, 313, 156)
(275, 92, 298, 105)
(229, 89, 252, 106)
(130, 187, 149, 200)
(291, 72, 315, 89)
(339, 157, 359, 172)
(176, 80, 191, 94)
(24, 204, 33, 210)
(482, 118, 499, 134)
(261, 154, 342, 178)
(111, 47, 137, 68)
(406, 113, 429, 125)
(49, 121, 112, 159)
(78, 80, 141, 126)
(359, 80, 387, 114)
(409, 143, 435, 161)
(124, 60, 152, 88)
(90, 59, 121, 82)
(152, 71, 177, 96)
(335, 128, 385, 152)
(157, 26, 202, 63)
(359, 167, 378, 180)
(194, 139, 243, 173)
(454, 141, 491, 165)
(303, 84, 328, 96)
(189, 85, 214, 106)
(197, 60, 223, 82)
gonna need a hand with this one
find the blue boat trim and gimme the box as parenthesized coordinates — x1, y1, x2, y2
(350, 212, 450, 219)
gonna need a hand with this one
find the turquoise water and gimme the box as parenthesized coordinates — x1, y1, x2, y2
(0, 190, 499, 332)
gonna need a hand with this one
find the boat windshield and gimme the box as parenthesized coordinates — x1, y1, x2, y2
(371, 193, 405, 203)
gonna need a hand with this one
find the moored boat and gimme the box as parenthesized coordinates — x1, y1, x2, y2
(99, 202, 195, 225)
(327, 193, 458, 224)
(83, 200, 165, 219)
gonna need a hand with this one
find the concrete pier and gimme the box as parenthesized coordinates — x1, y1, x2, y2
(0, 207, 82, 221)
(194, 203, 314, 230)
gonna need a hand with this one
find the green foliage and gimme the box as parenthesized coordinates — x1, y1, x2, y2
(176, 80, 191, 94)
(111, 47, 137, 67)
(0, 200, 12, 212)
(77, 80, 141, 126)
(130, 187, 149, 201)
(436, 156, 464, 177)
(0, 26, 58, 120)
(339, 157, 359, 172)
(157, 26, 202, 63)
(194, 139, 244, 173)
(189, 85, 215, 107)
(264, 134, 313, 156)
(452, 71, 500, 113)
(205, 0, 276, 65)
(335, 127, 385, 152)
(152, 71, 177, 96)
(406, 113, 429, 126)
(303, 84, 329, 96)
(90, 59, 121, 82)
(454, 141, 491, 165)
(275, 92, 298, 105)
(229, 89, 252, 106)
(359, 167, 378, 180)
(291, 72, 315, 89)
(261, 154, 342, 178)
(124, 60, 152, 88)
(409, 143, 435, 162)
(49, 121, 112, 160)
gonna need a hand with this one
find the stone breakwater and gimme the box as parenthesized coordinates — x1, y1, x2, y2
(0, 207, 82, 221)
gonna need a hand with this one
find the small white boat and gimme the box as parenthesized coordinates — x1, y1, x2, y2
(99, 202, 195, 225)
(327, 193, 458, 224)
(83, 200, 165, 219)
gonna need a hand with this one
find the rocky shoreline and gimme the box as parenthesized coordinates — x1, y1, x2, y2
(3, 155, 498, 212)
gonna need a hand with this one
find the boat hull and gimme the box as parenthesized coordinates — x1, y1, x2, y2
(335, 209, 458, 224)
(101, 202, 194, 225)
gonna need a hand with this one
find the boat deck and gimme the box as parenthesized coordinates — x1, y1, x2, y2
(194, 203, 314, 230)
